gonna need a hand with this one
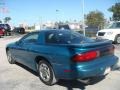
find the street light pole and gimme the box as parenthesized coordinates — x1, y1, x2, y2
(82, 0, 85, 36)
(56, 9, 59, 23)
(39, 17, 43, 30)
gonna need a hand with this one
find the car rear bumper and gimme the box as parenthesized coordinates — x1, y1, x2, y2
(74, 55, 118, 79)
(53, 55, 118, 79)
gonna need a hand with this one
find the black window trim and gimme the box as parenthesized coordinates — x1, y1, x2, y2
(20, 32, 40, 44)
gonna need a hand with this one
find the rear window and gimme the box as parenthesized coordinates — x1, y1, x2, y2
(45, 30, 94, 44)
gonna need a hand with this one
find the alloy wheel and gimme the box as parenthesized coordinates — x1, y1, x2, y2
(39, 63, 51, 82)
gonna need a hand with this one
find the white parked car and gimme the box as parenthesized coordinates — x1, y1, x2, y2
(96, 21, 120, 44)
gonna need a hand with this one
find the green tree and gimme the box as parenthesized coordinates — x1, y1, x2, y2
(85, 10, 105, 29)
(4, 17, 11, 23)
(108, 3, 120, 21)
(65, 21, 69, 24)
(0, 20, 2, 23)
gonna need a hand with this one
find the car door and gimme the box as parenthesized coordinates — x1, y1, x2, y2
(14, 32, 39, 69)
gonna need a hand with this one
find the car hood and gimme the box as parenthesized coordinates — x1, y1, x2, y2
(98, 29, 119, 33)
(6, 42, 16, 48)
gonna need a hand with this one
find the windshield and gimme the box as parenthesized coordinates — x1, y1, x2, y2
(46, 30, 95, 44)
(109, 22, 120, 29)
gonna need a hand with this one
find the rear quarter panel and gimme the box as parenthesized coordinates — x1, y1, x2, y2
(27, 44, 72, 78)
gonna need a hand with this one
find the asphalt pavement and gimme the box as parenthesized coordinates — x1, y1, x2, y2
(0, 36, 120, 90)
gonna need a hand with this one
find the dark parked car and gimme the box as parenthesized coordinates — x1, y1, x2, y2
(0, 24, 11, 36)
(58, 24, 70, 30)
(54, 24, 70, 30)
(13, 27, 25, 34)
(6, 30, 118, 85)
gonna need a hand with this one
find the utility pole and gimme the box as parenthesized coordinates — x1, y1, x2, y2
(82, 0, 85, 36)
(0, 0, 5, 21)
(39, 17, 42, 30)
(0, 0, 9, 23)
(56, 9, 59, 23)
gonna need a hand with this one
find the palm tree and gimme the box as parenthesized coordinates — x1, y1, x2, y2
(4, 17, 11, 23)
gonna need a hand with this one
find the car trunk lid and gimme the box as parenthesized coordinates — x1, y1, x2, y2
(68, 39, 114, 62)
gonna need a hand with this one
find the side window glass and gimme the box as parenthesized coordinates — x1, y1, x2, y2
(45, 32, 57, 43)
(22, 33, 39, 43)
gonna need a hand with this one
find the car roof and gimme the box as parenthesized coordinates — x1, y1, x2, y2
(0, 24, 9, 25)
(31, 29, 72, 33)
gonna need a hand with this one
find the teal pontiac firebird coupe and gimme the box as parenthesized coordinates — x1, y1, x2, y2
(6, 30, 118, 85)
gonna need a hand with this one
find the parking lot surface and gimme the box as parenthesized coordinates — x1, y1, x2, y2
(0, 36, 120, 90)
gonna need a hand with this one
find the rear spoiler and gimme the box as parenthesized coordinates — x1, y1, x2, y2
(48, 39, 112, 48)
(68, 39, 112, 48)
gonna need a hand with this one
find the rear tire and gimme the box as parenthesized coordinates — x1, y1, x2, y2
(4, 31, 7, 36)
(7, 50, 15, 64)
(38, 60, 57, 85)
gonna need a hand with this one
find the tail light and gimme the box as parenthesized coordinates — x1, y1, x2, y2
(72, 51, 100, 62)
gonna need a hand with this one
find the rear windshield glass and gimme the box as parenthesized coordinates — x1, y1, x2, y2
(45, 30, 94, 44)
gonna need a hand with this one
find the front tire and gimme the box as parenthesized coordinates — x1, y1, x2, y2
(115, 35, 120, 44)
(7, 50, 15, 64)
(38, 60, 57, 85)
